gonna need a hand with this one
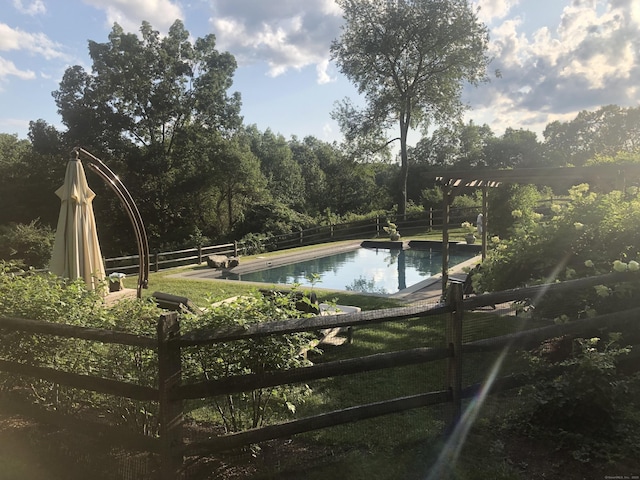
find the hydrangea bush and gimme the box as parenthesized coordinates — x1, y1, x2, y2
(475, 184, 640, 319)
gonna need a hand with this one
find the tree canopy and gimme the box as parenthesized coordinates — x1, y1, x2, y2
(51, 20, 244, 249)
(544, 105, 640, 167)
(331, 0, 490, 214)
(2, 16, 640, 260)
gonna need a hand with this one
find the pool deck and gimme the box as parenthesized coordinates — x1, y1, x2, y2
(170, 240, 481, 306)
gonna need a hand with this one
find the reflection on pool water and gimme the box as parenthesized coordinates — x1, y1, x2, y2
(222, 246, 477, 294)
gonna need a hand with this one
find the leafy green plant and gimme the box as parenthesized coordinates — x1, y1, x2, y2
(238, 232, 271, 255)
(461, 221, 475, 235)
(517, 333, 640, 462)
(476, 184, 640, 320)
(0, 261, 162, 435)
(487, 184, 543, 238)
(0, 221, 54, 269)
(181, 289, 320, 433)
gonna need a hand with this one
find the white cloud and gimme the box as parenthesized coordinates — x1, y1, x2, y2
(81, 0, 183, 33)
(316, 59, 335, 85)
(474, 0, 519, 24)
(0, 23, 68, 60)
(322, 121, 335, 140)
(13, 0, 46, 15)
(319, 0, 342, 16)
(466, 0, 640, 134)
(210, 0, 342, 84)
(0, 56, 36, 81)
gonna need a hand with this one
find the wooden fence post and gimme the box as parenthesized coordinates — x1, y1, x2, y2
(158, 312, 183, 480)
(197, 245, 202, 265)
(428, 208, 433, 232)
(234, 241, 238, 257)
(446, 282, 463, 429)
(154, 252, 160, 273)
(442, 187, 452, 295)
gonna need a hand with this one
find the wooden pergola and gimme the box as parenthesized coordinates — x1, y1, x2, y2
(433, 164, 640, 294)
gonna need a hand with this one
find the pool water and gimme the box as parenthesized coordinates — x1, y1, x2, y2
(222, 247, 477, 294)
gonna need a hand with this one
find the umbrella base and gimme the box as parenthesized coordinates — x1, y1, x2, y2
(105, 288, 136, 306)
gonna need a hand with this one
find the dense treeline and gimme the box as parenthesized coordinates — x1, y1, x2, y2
(1, 20, 640, 260)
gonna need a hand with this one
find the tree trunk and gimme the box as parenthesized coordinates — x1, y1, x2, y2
(227, 185, 233, 232)
(398, 110, 410, 215)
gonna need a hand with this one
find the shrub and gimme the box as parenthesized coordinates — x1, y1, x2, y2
(517, 334, 640, 462)
(487, 184, 542, 238)
(421, 187, 480, 212)
(180, 289, 319, 432)
(476, 184, 640, 319)
(0, 262, 324, 438)
(238, 232, 271, 255)
(0, 220, 54, 269)
(0, 261, 162, 434)
(234, 201, 315, 238)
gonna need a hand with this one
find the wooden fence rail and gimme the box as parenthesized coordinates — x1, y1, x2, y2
(1, 270, 638, 479)
(181, 303, 451, 346)
(182, 390, 452, 456)
(177, 345, 452, 400)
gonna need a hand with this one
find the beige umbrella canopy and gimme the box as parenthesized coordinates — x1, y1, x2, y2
(50, 159, 106, 291)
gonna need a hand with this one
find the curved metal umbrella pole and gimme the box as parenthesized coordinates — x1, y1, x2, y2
(72, 147, 150, 298)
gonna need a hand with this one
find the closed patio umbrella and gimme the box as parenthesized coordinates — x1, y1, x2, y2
(50, 158, 106, 291)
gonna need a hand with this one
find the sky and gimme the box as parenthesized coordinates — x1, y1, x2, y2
(1, 0, 640, 148)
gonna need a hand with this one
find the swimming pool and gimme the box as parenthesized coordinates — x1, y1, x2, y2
(221, 242, 479, 295)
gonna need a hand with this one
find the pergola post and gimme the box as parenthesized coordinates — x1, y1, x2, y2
(442, 185, 455, 295)
(482, 186, 488, 260)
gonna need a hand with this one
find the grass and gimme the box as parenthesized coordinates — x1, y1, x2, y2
(116, 244, 535, 479)
(117, 242, 640, 479)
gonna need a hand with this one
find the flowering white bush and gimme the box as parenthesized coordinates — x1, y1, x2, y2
(613, 260, 628, 272)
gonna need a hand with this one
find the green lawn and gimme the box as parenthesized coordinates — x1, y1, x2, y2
(129, 259, 535, 479)
(120, 244, 636, 480)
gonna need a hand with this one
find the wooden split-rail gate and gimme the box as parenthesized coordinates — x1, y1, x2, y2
(1, 271, 639, 479)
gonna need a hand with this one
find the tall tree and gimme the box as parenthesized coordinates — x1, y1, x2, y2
(289, 136, 330, 215)
(483, 128, 544, 169)
(52, 20, 243, 249)
(0, 134, 33, 225)
(246, 127, 306, 210)
(543, 105, 640, 166)
(331, 0, 489, 214)
(0, 124, 70, 229)
(410, 120, 494, 168)
(209, 135, 267, 235)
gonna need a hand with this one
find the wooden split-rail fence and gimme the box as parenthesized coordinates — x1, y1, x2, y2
(102, 209, 483, 275)
(0, 271, 639, 479)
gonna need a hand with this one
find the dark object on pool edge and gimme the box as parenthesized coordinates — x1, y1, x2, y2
(152, 291, 204, 315)
(206, 254, 240, 269)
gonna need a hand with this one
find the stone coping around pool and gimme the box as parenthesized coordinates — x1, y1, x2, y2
(388, 253, 482, 301)
(408, 239, 482, 253)
(361, 239, 482, 254)
(169, 239, 482, 303)
(176, 240, 363, 280)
